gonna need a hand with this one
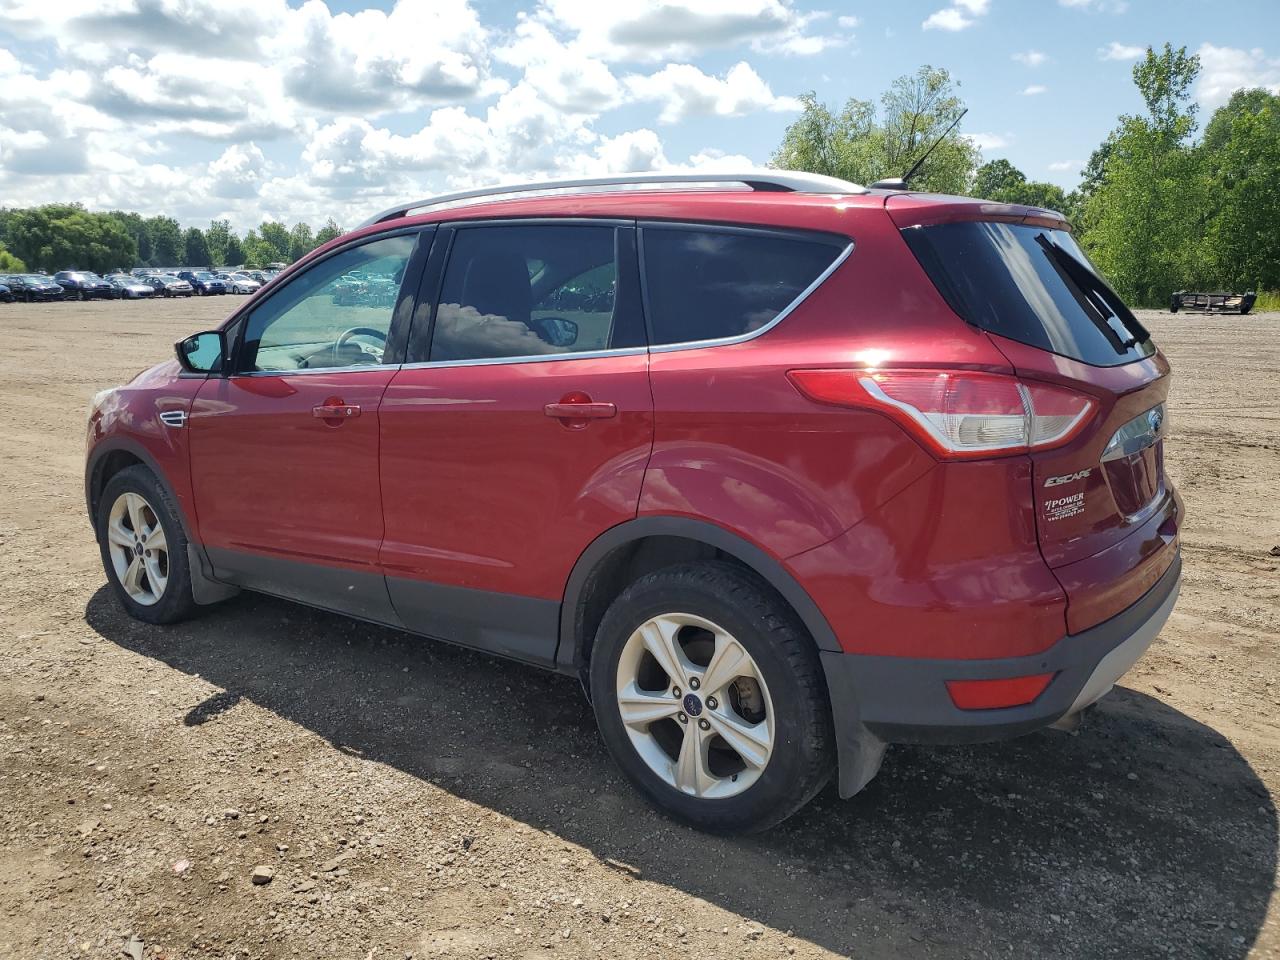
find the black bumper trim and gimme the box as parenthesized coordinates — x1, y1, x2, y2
(822, 551, 1181, 753)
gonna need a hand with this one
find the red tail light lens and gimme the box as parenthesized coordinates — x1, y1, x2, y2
(946, 673, 1056, 710)
(787, 369, 1096, 459)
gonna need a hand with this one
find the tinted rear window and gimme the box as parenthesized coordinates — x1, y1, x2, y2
(641, 227, 844, 346)
(901, 221, 1154, 367)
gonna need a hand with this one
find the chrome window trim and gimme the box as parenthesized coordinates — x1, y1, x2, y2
(232, 362, 398, 378)
(399, 345, 647, 371)
(647, 240, 853, 354)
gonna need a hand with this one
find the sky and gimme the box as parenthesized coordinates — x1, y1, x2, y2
(0, 0, 1277, 232)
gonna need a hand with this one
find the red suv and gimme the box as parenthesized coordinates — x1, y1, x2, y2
(85, 172, 1181, 832)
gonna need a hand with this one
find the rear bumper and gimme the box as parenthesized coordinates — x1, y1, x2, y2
(822, 552, 1180, 759)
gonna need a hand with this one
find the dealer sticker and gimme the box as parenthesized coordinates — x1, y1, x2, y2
(1044, 491, 1086, 521)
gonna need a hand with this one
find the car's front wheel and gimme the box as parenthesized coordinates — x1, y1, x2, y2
(96, 466, 197, 625)
(590, 562, 834, 833)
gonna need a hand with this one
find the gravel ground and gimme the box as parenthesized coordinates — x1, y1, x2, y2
(0, 298, 1277, 959)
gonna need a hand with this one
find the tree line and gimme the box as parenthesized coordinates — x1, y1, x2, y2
(773, 44, 1279, 307)
(0, 207, 345, 275)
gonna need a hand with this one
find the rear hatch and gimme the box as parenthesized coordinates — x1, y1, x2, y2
(890, 198, 1180, 633)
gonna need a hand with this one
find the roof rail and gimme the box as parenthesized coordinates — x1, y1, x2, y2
(356, 170, 866, 228)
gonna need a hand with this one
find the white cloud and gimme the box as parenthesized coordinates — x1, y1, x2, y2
(0, 0, 838, 230)
(1196, 43, 1280, 109)
(1048, 160, 1075, 172)
(1012, 50, 1047, 67)
(1022, 84, 1048, 95)
(270, 0, 500, 111)
(532, 0, 833, 60)
(208, 144, 269, 199)
(968, 132, 1012, 151)
(1098, 41, 1145, 61)
(625, 62, 801, 123)
(838, 15, 860, 28)
(922, 0, 990, 32)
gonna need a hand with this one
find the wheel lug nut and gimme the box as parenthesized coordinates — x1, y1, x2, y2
(706, 696, 718, 709)
(677, 712, 687, 724)
(689, 677, 700, 690)
(672, 686, 681, 698)
(698, 719, 710, 731)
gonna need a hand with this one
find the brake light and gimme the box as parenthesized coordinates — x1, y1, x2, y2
(787, 369, 1096, 459)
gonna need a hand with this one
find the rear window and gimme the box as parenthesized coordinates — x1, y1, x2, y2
(901, 221, 1154, 367)
(641, 226, 845, 346)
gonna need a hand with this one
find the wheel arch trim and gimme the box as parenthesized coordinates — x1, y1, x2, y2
(86, 437, 237, 605)
(555, 516, 842, 674)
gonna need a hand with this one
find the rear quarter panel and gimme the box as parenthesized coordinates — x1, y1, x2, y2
(641, 206, 1014, 558)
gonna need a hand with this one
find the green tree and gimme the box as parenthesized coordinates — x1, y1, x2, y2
(242, 230, 272, 269)
(206, 219, 232, 267)
(1078, 44, 1205, 304)
(0, 243, 25, 272)
(315, 218, 343, 247)
(224, 231, 245, 267)
(772, 66, 979, 194)
(288, 221, 315, 262)
(184, 227, 211, 267)
(109, 211, 152, 265)
(258, 221, 291, 263)
(4, 204, 137, 273)
(972, 160, 1069, 211)
(972, 159, 1026, 198)
(145, 216, 182, 267)
(1202, 90, 1280, 290)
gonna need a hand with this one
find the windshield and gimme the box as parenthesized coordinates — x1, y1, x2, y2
(901, 221, 1154, 367)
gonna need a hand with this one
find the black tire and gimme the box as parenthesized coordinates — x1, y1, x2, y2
(589, 562, 835, 833)
(96, 465, 198, 625)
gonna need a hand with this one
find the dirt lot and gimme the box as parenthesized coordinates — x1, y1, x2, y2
(1, 297, 1277, 959)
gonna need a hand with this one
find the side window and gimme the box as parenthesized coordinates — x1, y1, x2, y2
(239, 234, 416, 372)
(430, 224, 625, 362)
(641, 227, 844, 346)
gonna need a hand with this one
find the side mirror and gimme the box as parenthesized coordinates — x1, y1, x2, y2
(176, 330, 225, 373)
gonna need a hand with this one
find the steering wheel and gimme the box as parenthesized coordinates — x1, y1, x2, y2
(333, 326, 387, 364)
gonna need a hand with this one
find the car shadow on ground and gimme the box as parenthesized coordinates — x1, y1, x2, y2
(86, 587, 1276, 958)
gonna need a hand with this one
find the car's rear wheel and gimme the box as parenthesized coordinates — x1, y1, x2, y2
(590, 562, 834, 833)
(96, 465, 197, 625)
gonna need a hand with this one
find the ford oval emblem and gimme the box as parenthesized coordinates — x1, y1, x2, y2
(1148, 407, 1164, 434)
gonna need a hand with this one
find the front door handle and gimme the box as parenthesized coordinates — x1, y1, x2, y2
(312, 403, 361, 419)
(544, 392, 617, 424)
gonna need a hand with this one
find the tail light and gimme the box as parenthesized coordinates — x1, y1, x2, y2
(787, 369, 1096, 459)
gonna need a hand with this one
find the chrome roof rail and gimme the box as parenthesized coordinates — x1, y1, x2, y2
(356, 170, 866, 228)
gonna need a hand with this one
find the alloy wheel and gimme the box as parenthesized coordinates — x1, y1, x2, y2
(615, 612, 774, 799)
(105, 492, 169, 606)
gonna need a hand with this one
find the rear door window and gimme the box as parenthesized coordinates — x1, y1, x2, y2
(640, 226, 846, 346)
(900, 221, 1154, 367)
(428, 223, 642, 362)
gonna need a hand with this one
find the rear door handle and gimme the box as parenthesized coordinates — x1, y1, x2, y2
(544, 400, 617, 420)
(312, 403, 361, 419)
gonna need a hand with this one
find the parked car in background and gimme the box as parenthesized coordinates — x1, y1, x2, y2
(3, 274, 66, 302)
(55, 270, 114, 300)
(177, 271, 227, 296)
(224, 273, 262, 294)
(137, 275, 193, 298)
(0, 281, 12, 303)
(106, 274, 156, 299)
